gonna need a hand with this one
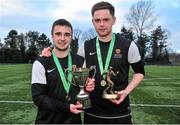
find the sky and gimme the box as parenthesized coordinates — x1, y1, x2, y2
(0, 0, 180, 53)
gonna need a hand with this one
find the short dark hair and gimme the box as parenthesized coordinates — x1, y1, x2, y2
(91, 1, 115, 17)
(51, 19, 73, 35)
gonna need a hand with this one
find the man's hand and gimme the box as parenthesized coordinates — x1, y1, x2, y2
(110, 73, 144, 105)
(109, 90, 128, 105)
(40, 47, 52, 57)
(85, 78, 95, 92)
(70, 102, 83, 114)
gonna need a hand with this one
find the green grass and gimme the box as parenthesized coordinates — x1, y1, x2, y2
(130, 65, 180, 123)
(132, 107, 180, 124)
(0, 64, 180, 123)
(0, 103, 36, 124)
(0, 64, 32, 100)
(0, 64, 36, 124)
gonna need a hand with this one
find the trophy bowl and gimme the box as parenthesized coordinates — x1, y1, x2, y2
(72, 66, 96, 110)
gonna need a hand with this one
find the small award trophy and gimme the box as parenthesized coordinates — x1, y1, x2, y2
(101, 66, 119, 99)
(66, 65, 96, 109)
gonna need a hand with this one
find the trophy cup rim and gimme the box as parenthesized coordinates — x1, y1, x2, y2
(73, 67, 89, 73)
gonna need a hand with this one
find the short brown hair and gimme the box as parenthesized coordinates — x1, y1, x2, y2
(91, 1, 115, 17)
(51, 19, 73, 35)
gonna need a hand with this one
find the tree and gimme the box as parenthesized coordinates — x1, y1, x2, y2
(70, 29, 82, 53)
(37, 33, 51, 52)
(126, 0, 156, 58)
(18, 33, 26, 62)
(0, 38, 3, 48)
(137, 33, 150, 58)
(2, 30, 25, 63)
(150, 26, 168, 61)
(0, 30, 52, 63)
(25, 31, 39, 63)
(4, 30, 19, 49)
(120, 26, 135, 41)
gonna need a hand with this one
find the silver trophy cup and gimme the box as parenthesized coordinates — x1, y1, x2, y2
(66, 66, 96, 110)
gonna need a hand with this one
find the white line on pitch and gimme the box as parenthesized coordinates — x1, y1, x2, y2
(0, 101, 33, 104)
(0, 101, 180, 108)
(131, 103, 180, 108)
(143, 78, 179, 80)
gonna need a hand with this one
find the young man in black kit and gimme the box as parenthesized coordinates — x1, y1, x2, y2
(31, 19, 94, 124)
(78, 1, 145, 124)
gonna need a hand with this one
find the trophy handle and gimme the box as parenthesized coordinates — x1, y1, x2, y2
(64, 69, 79, 88)
(89, 66, 96, 79)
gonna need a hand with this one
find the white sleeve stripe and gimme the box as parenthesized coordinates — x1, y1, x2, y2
(82, 61, 86, 68)
(128, 42, 141, 64)
(31, 60, 47, 84)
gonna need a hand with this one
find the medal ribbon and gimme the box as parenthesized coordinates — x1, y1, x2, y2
(52, 50, 72, 94)
(96, 33, 115, 79)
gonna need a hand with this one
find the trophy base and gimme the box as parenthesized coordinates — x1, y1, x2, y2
(77, 95, 91, 110)
(103, 93, 118, 99)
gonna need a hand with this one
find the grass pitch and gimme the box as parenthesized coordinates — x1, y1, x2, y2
(0, 64, 180, 124)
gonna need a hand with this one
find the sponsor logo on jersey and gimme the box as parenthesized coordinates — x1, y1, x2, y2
(47, 68, 56, 73)
(89, 52, 96, 56)
(114, 48, 122, 58)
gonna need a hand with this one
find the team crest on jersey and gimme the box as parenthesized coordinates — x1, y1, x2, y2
(114, 48, 122, 58)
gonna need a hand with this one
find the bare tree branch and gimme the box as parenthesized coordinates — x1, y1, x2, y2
(126, 0, 156, 38)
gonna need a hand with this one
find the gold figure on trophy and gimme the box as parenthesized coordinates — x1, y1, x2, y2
(102, 66, 119, 99)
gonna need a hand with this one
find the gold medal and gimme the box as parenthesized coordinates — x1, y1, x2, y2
(101, 80, 106, 86)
